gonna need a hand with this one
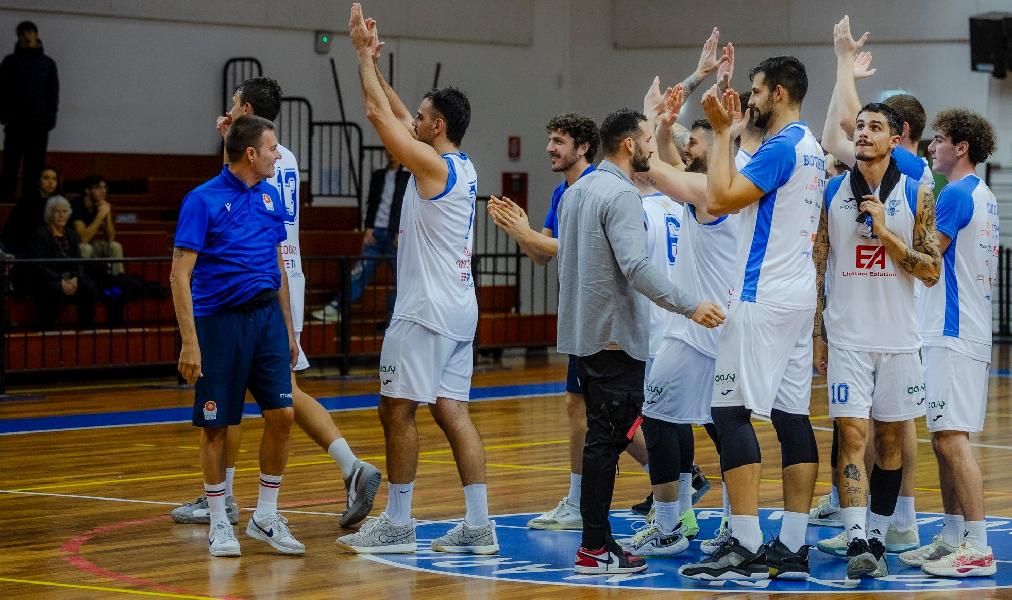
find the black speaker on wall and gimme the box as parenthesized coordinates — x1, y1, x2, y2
(970, 12, 1011, 79)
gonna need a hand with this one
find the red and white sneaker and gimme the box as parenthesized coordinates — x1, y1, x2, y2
(574, 540, 647, 574)
(921, 542, 996, 578)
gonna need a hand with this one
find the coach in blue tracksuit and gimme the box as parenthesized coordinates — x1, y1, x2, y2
(170, 114, 304, 558)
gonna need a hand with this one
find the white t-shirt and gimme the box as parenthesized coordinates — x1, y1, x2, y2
(267, 144, 304, 333)
(823, 172, 921, 352)
(374, 168, 397, 229)
(642, 193, 682, 357)
(734, 122, 825, 310)
(393, 152, 478, 341)
(920, 174, 998, 362)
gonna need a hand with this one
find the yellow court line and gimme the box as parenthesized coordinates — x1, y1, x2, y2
(12, 439, 569, 493)
(0, 576, 223, 600)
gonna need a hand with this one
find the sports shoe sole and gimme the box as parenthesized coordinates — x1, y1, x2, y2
(921, 563, 997, 578)
(172, 503, 239, 525)
(809, 516, 844, 527)
(245, 522, 305, 555)
(527, 519, 583, 531)
(886, 541, 920, 553)
(847, 554, 886, 579)
(209, 544, 241, 557)
(431, 542, 500, 554)
(340, 466, 382, 528)
(899, 548, 954, 567)
(574, 564, 647, 575)
(816, 541, 848, 558)
(335, 540, 417, 554)
(678, 568, 769, 581)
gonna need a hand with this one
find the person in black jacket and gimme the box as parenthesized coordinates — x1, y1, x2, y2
(311, 150, 409, 322)
(0, 21, 59, 203)
(27, 195, 95, 330)
(2, 163, 60, 256)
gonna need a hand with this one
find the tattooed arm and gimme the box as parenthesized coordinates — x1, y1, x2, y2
(812, 208, 830, 375)
(862, 186, 941, 286)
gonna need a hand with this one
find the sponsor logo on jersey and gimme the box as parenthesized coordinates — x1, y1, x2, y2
(855, 244, 887, 270)
(202, 400, 217, 421)
(380, 364, 397, 376)
(714, 372, 736, 384)
(886, 197, 900, 216)
(262, 194, 274, 211)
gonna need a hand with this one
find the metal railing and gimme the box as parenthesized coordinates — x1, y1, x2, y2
(278, 97, 313, 185)
(222, 58, 262, 113)
(311, 122, 364, 214)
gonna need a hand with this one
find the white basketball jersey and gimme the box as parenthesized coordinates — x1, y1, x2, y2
(823, 172, 920, 352)
(393, 152, 478, 341)
(921, 174, 998, 362)
(642, 193, 682, 357)
(268, 144, 304, 332)
(735, 148, 753, 171)
(733, 122, 825, 309)
(670, 205, 741, 359)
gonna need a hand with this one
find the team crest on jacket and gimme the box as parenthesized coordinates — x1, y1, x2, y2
(262, 194, 274, 211)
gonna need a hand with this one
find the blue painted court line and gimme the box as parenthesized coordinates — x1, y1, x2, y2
(0, 381, 566, 436)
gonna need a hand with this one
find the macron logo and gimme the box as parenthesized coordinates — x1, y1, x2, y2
(225, 203, 231, 212)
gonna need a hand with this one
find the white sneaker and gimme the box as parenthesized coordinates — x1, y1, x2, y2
(311, 303, 340, 322)
(208, 521, 241, 557)
(527, 496, 582, 530)
(921, 542, 996, 578)
(700, 517, 732, 555)
(899, 533, 958, 567)
(816, 530, 849, 557)
(246, 513, 305, 555)
(618, 522, 689, 557)
(809, 494, 843, 527)
(336, 513, 417, 553)
(340, 460, 382, 528)
(885, 522, 920, 553)
(432, 520, 499, 554)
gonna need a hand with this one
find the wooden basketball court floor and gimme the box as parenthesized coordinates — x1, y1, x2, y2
(2, 347, 1012, 599)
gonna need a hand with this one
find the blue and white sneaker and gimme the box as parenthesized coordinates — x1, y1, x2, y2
(208, 521, 241, 557)
(246, 513, 305, 555)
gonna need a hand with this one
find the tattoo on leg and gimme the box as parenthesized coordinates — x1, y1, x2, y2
(843, 463, 861, 481)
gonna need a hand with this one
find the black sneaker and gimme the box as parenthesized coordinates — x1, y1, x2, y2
(678, 536, 769, 581)
(690, 464, 711, 504)
(631, 492, 653, 515)
(846, 537, 888, 579)
(764, 537, 810, 580)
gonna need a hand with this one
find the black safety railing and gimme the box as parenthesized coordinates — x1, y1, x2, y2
(311, 122, 364, 215)
(222, 57, 262, 113)
(278, 97, 313, 185)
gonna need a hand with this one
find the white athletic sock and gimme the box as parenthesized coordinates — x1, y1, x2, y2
(386, 481, 414, 524)
(942, 514, 965, 547)
(779, 511, 808, 553)
(204, 482, 228, 526)
(327, 438, 358, 477)
(677, 473, 693, 516)
(730, 514, 762, 553)
(655, 500, 679, 535)
(893, 495, 916, 529)
(830, 485, 841, 509)
(254, 473, 282, 519)
(463, 483, 490, 527)
(721, 482, 731, 519)
(567, 473, 582, 506)
(965, 520, 987, 549)
(867, 510, 892, 542)
(224, 467, 236, 498)
(842, 506, 867, 542)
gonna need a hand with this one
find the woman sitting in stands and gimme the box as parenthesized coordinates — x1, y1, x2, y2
(1, 165, 63, 257)
(26, 195, 96, 330)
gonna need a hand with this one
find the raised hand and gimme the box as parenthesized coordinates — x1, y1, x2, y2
(365, 17, 384, 61)
(717, 43, 735, 91)
(658, 84, 685, 129)
(348, 3, 373, 53)
(833, 15, 869, 59)
(701, 84, 732, 133)
(853, 50, 876, 79)
(695, 27, 727, 79)
(644, 76, 664, 123)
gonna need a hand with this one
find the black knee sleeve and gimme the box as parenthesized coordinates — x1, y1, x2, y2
(703, 422, 721, 455)
(771, 409, 819, 467)
(711, 405, 760, 472)
(869, 465, 902, 516)
(675, 423, 694, 473)
(642, 417, 681, 486)
(831, 420, 839, 470)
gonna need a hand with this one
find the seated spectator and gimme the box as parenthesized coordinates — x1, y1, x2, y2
(312, 150, 408, 324)
(1, 164, 60, 256)
(27, 195, 96, 330)
(72, 174, 123, 275)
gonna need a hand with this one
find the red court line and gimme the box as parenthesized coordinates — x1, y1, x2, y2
(60, 514, 248, 600)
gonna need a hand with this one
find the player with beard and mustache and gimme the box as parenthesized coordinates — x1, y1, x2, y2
(811, 103, 940, 579)
(684, 119, 713, 173)
(680, 56, 825, 582)
(557, 107, 724, 574)
(489, 114, 654, 533)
